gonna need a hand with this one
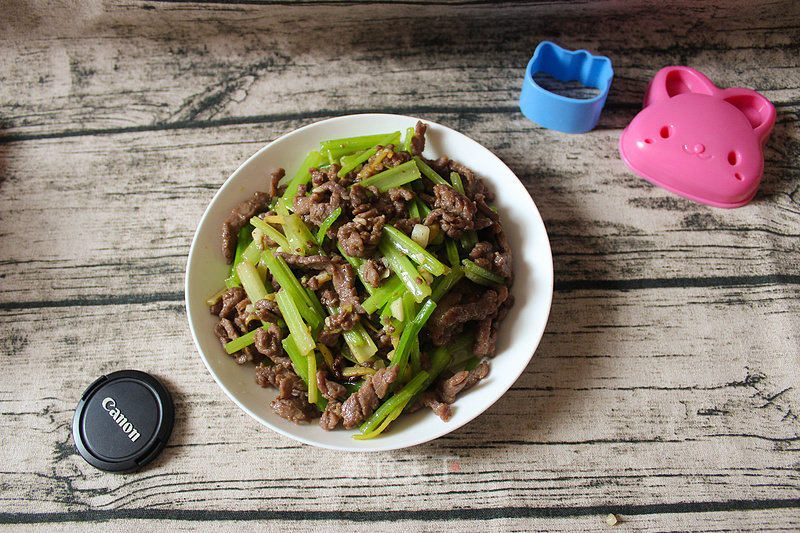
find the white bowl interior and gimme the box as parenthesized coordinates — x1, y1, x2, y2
(185, 114, 553, 451)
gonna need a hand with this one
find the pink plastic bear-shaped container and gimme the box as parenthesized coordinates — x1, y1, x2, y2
(620, 66, 776, 208)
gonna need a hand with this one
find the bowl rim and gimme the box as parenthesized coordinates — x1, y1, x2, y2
(185, 113, 553, 451)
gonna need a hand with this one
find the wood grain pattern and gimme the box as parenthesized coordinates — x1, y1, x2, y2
(1, 0, 798, 530)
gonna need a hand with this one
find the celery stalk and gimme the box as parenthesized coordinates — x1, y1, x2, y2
(225, 226, 253, 288)
(361, 275, 405, 314)
(316, 206, 342, 243)
(430, 265, 464, 302)
(281, 150, 324, 200)
(357, 371, 429, 435)
(282, 336, 327, 410)
(236, 260, 268, 303)
(261, 252, 324, 329)
(379, 240, 431, 303)
(356, 160, 421, 192)
(390, 299, 436, 375)
(319, 133, 392, 152)
(338, 132, 401, 177)
(275, 290, 315, 356)
(412, 156, 449, 186)
(307, 350, 318, 404)
(224, 324, 269, 354)
(382, 226, 448, 276)
(462, 258, 505, 285)
(250, 216, 291, 251)
(402, 126, 415, 153)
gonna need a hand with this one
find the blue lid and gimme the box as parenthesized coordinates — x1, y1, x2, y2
(520, 41, 614, 133)
(72, 370, 174, 472)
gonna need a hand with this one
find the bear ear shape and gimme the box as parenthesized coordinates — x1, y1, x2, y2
(722, 88, 777, 148)
(644, 67, 717, 107)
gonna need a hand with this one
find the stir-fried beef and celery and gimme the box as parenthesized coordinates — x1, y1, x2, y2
(207, 122, 514, 438)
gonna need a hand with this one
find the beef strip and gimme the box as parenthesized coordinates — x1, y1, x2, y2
(427, 285, 509, 346)
(408, 391, 452, 422)
(253, 323, 290, 366)
(215, 287, 246, 319)
(409, 121, 427, 157)
(319, 400, 343, 430)
(361, 258, 387, 288)
(253, 297, 281, 325)
(256, 363, 298, 394)
(221, 190, 273, 263)
(271, 397, 319, 423)
(437, 360, 489, 403)
(423, 184, 491, 239)
(340, 366, 399, 429)
(316, 370, 348, 401)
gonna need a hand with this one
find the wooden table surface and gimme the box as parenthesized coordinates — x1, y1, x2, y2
(2, 1, 798, 531)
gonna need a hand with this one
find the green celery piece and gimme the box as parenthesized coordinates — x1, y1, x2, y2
(390, 298, 436, 375)
(408, 197, 421, 219)
(379, 239, 431, 303)
(462, 258, 505, 285)
(415, 196, 432, 217)
(449, 171, 465, 194)
(316, 206, 342, 243)
(250, 216, 291, 251)
(276, 289, 315, 356)
(338, 132, 401, 177)
(402, 126, 415, 153)
(356, 160, 421, 192)
(463, 356, 481, 371)
(445, 332, 475, 372)
(445, 239, 460, 267)
(409, 336, 421, 375)
(242, 239, 262, 265)
(460, 230, 479, 252)
(224, 324, 269, 354)
(412, 156, 449, 186)
(430, 265, 464, 303)
(307, 349, 319, 404)
(358, 371, 429, 435)
(236, 260, 268, 303)
(281, 150, 324, 200)
(319, 133, 392, 152)
(276, 200, 317, 255)
(282, 335, 327, 411)
(361, 275, 405, 314)
(326, 305, 377, 363)
(261, 252, 323, 330)
(382, 226, 448, 276)
(225, 226, 253, 288)
(405, 346, 452, 410)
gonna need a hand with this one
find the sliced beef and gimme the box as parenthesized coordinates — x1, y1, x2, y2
(253, 297, 281, 325)
(254, 363, 306, 399)
(216, 286, 246, 319)
(275, 252, 332, 270)
(340, 366, 399, 429)
(327, 262, 363, 313)
(222, 190, 273, 263)
(271, 397, 319, 423)
(362, 258, 387, 288)
(254, 323, 290, 366)
(427, 285, 509, 346)
(423, 184, 491, 239)
(316, 370, 347, 401)
(319, 400, 343, 430)
(437, 360, 489, 403)
(409, 121, 427, 157)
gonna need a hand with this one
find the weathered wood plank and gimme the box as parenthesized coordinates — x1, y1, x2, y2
(1, 285, 797, 517)
(1, 0, 798, 530)
(1, 1, 798, 139)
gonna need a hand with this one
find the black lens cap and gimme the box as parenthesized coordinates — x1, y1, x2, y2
(72, 370, 174, 472)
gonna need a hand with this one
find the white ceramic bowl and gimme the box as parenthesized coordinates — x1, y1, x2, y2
(185, 114, 553, 451)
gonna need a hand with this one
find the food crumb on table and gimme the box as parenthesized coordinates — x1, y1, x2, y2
(605, 513, 620, 526)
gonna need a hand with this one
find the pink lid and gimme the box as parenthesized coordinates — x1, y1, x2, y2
(619, 67, 775, 208)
